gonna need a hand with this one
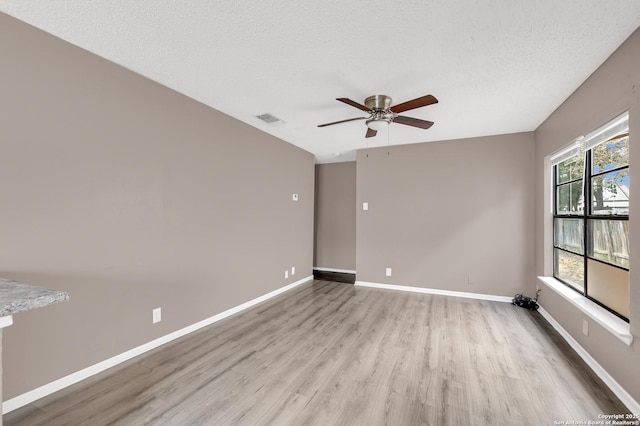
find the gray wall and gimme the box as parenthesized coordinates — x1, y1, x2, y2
(3, 6, 638, 408)
(314, 162, 356, 271)
(534, 28, 640, 401)
(0, 13, 314, 399)
(356, 133, 535, 297)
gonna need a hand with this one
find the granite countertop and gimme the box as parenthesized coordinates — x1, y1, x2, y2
(0, 278, 69, 317)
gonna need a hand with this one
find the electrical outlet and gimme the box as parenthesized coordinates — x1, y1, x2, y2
(385, 267, 392, 277)
(285, 270, 289, 279)
(153, 307, 162, 324)
(582, 319, 588, 336)
(291, 266, 296, 275)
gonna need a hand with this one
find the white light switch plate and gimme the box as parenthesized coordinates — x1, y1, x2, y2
(153, 308, 162, 324)
(363, 202, 369, 210)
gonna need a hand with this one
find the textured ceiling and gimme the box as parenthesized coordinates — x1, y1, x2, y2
(2, 1, 640, 163)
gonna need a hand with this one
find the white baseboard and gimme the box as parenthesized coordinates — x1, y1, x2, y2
(3, 275, 313, 414)
(354, 281, 513, 303)
(538, 307, 640, 414)
(313, 267, 356, 274)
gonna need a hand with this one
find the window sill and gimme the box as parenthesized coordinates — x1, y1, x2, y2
(537, 276, 633, 346)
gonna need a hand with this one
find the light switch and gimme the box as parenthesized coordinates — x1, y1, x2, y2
(292, 193, 299, 201)
(363, 202, 369, 210)
(153, 308, 162, 324)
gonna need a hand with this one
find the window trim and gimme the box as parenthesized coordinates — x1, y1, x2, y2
(537, 276, 632, 346)
(552, 115, 629, 322)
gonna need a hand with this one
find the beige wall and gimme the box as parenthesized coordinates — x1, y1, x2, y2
(0, 13, 314, 399)
(535, 28, 640, 401)
(314, 162, 356, 271)
(356, 133, 535, 296)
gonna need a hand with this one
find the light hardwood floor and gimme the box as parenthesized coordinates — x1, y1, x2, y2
(5, 280, 629, 425)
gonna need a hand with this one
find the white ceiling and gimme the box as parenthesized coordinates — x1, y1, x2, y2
(2, 1, 640, 163)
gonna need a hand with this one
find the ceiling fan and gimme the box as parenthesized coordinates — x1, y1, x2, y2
(318, 94, 438, 138)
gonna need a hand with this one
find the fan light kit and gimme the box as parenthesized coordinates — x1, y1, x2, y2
(366, 119, 389, 131)
(318, 94, 438, 138)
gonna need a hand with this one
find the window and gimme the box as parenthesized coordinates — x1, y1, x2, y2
(552, 112, 630, 321)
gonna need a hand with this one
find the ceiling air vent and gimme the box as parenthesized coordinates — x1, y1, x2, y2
(255, 113, 284, 125)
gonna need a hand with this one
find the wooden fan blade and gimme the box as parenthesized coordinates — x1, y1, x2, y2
(318, 117, 366, 127)
(365, 128, 377, 138)
(337, 98, 372, 112)
(393, 115, 434, 129)
(390, 95, 438, 113)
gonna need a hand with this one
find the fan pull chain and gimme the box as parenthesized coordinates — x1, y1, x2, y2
(387, 122, 390, 155)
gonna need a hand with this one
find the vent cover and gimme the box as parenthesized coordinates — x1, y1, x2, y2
(256, 113, 283, 125)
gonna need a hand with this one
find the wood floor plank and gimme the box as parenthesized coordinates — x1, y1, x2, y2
(4, 280, 630, 425)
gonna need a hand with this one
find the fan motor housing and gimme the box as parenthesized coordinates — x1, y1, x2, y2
(365, 95, 392, 111)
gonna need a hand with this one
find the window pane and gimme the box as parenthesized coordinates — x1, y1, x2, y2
(592, 135, 629, 174)
(554, 249, 584, 292)
(587, 259, 629, 319)
(557, 155, 584, 184)
(554, 218, 584, 254)
(587, 219, 629, 268)
(556, 181, 584, 215)
(591, 168, 629, 215)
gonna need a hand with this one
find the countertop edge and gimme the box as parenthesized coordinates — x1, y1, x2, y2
(0, 278, 70, 318)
